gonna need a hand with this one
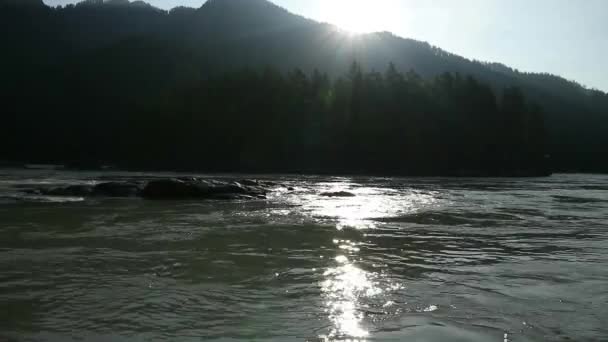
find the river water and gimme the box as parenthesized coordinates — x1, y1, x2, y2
(0, 170, 607, 341)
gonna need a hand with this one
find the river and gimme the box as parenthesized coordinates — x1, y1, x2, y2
(0, 169, 607, 341)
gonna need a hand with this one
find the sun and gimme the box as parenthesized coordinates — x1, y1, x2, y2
(324, 0, 388, 34)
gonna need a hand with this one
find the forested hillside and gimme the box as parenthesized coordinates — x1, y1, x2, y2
(1, 0, 605, 174)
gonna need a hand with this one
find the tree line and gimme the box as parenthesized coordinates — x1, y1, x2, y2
(1, 62, 549, 176)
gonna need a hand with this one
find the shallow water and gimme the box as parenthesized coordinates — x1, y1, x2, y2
(1, 170, 607, 341)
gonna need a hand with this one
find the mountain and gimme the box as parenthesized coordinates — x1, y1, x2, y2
(0, 0, 44, 7)
(1, 0, 606, 173)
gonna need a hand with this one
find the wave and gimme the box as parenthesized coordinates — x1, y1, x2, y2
(374, 211, 521, 226)
(0, 194, 85, 204)
(552, 195, 608, 204)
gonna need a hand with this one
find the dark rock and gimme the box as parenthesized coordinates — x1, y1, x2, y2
(262, 181, 282, 187)
(23, 188, 42, 195)
(142, 179, 267, 200)
(176, 176, 200, 182)
(320, 191, 356, 197)
(213, 181, 267, 198)
(209, 181, 247, 195)
(31, 178, 269, 201)
(239, 179, 285, 188)
(239, 179, 260, 186)
(40, 184, 94, 197)
(37, 182, 143, 197)
(287, 187, 295, 191)
(93, 182, 143, 197)
(141, 179, 199, 199)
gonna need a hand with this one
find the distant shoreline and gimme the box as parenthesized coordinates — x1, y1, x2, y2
(0, 162, 558, 178)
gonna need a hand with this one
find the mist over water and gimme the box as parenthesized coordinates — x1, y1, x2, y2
(1, 170, 607, 341)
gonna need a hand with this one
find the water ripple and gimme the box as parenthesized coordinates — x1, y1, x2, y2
(0, 171, 607, 341)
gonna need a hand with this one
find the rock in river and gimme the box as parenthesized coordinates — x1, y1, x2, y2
(31, 178, 269, 201)
(320, 191, 356, 197)
(93, 182, 143, 197)
(141, 179, 267, 200)
(37, 182, 144, 197)
(38, 184, 94, 197)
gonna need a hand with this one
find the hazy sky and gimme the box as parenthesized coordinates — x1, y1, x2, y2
(43, 0, 608, 92)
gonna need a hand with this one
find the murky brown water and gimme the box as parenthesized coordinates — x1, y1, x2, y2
(1, 170, 607, 341)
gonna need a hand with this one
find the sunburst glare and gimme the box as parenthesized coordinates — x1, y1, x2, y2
(323, 0, 395, 34)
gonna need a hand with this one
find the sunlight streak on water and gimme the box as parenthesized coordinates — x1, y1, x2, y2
(304, 183, 440, 230)
(321, 255, 374, 341)
(319, 238, 405, 341)
(312, 183, 439, 340)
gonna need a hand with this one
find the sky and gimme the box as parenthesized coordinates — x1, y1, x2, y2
(43, 0, 608, 92)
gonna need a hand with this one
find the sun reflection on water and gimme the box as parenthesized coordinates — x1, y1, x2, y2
(280, 180, 442, 339)
(319, 237, 404, 341)
(305, 182, 439, 230)
(320, 254, 376, 341)
(310, 182, 432, 340)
